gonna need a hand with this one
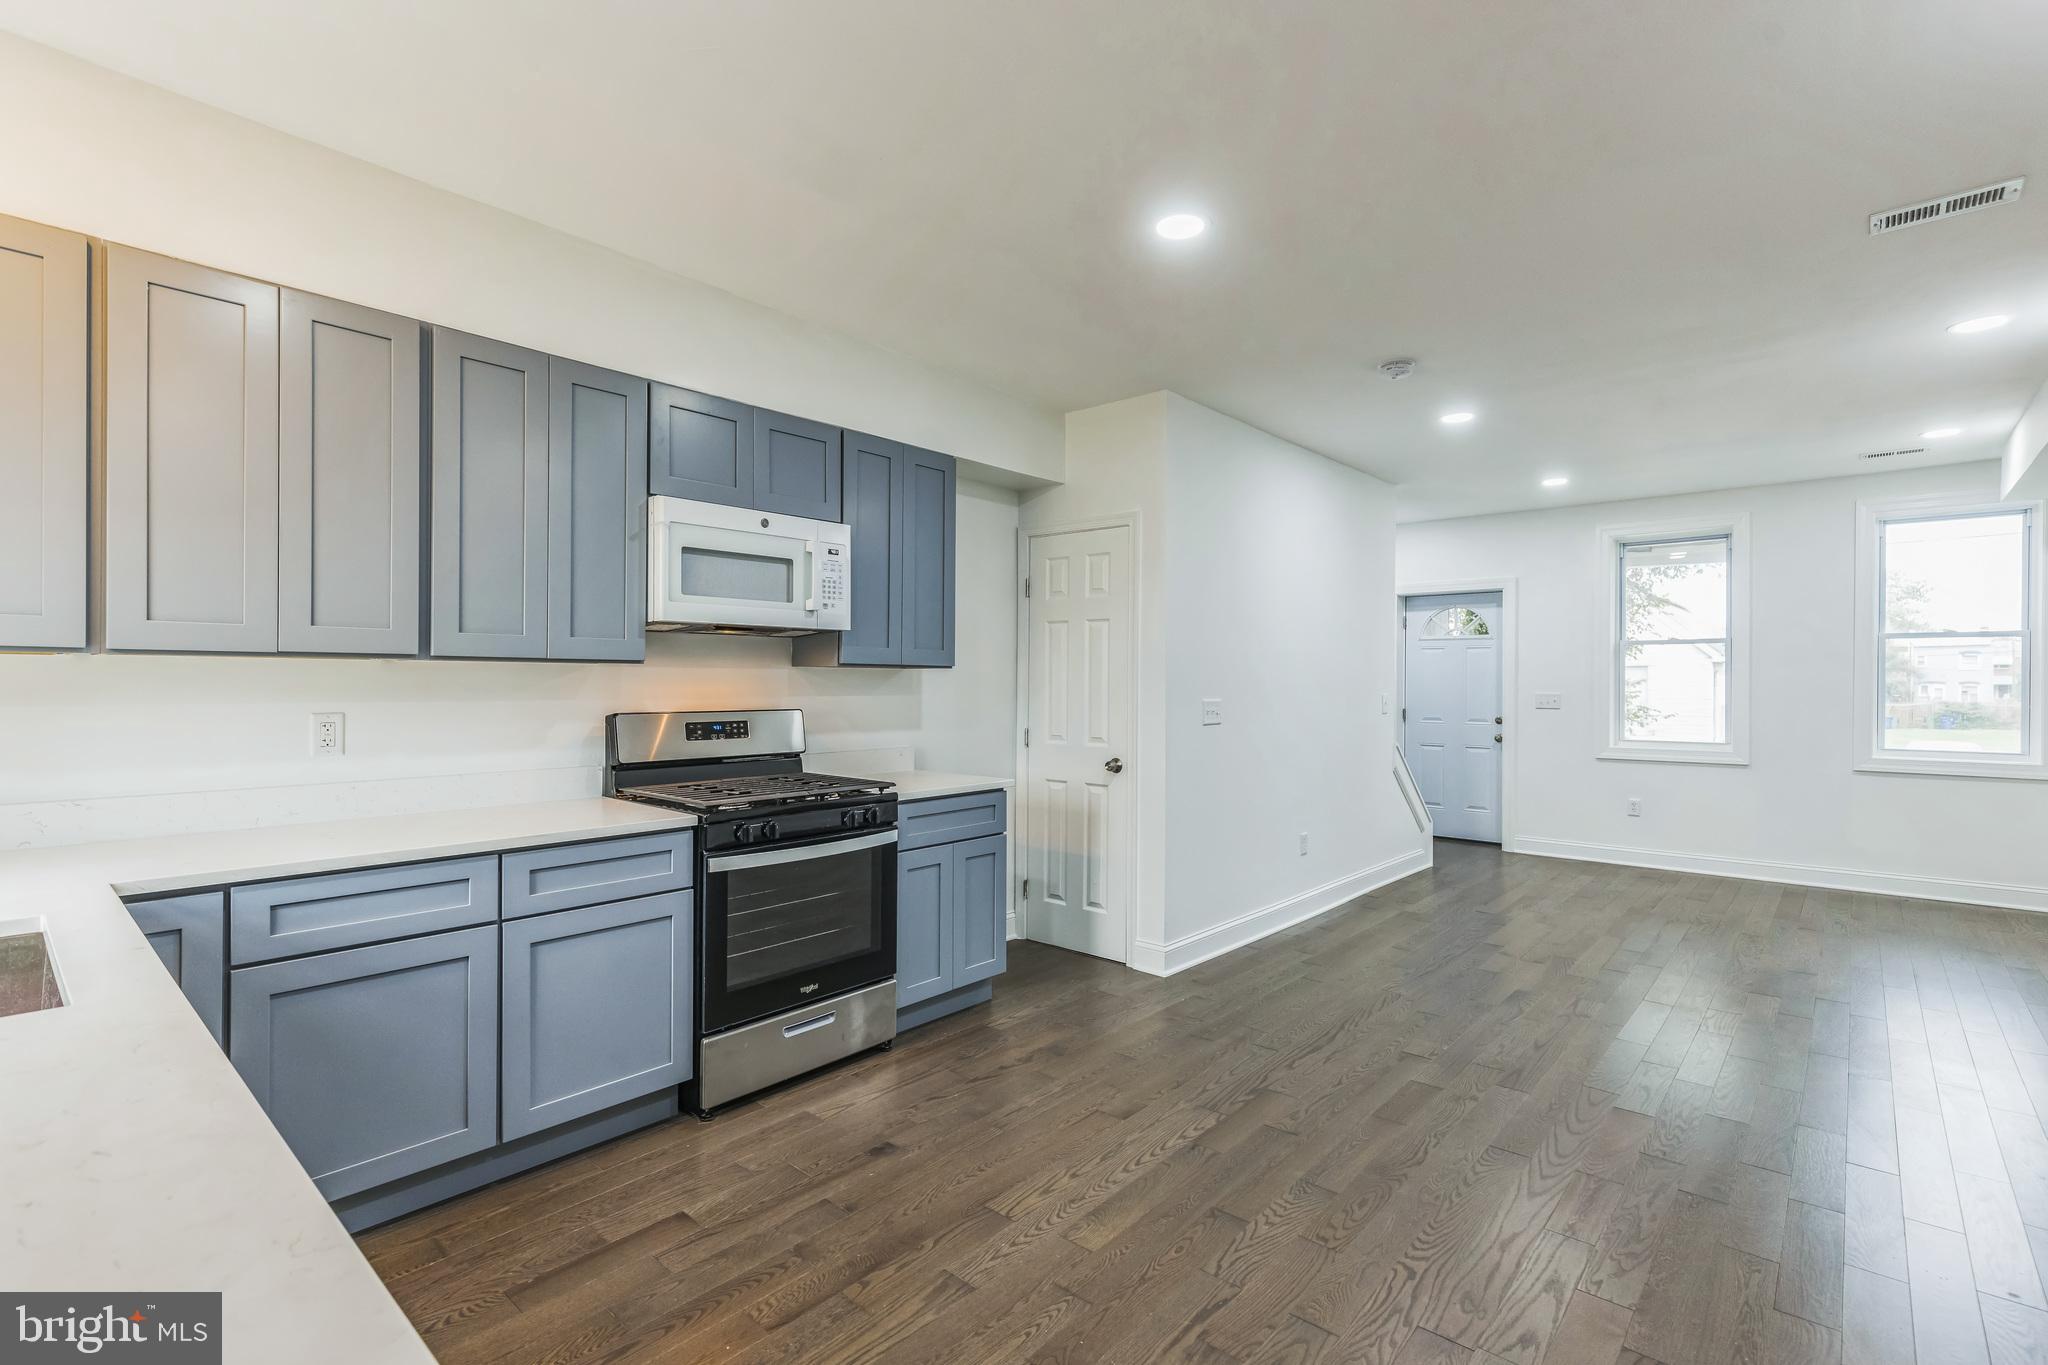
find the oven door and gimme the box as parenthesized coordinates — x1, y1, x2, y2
(701, 829, 897, 1033)
(649, 499, 819, 632)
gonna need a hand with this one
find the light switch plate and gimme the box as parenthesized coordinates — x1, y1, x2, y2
(1534, 692, 1564, 710)
(1380, 691, 1391, 714)
(1201, 699, 1223, 726)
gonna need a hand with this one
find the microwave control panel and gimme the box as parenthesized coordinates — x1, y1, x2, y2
(816, 544, 847, 612)
(685, 720, 750, 742)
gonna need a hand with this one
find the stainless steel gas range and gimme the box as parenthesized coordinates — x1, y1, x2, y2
(604, 709, 897, 1114)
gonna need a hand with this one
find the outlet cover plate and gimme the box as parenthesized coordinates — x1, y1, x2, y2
(1201, 699, 1223, 726)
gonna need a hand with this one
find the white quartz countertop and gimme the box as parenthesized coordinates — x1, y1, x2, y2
(873, 771, 1014, 801)
(0, 797, 696, 1364)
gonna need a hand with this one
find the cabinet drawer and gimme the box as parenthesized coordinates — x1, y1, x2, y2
(500, 830, 694, 919)
(229, 856, 499, 964)
(897, 789, 1008, 851)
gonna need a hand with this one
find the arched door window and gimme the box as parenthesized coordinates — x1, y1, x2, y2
(1420, 606, 1489, 638)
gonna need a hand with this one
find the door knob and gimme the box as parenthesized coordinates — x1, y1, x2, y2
(1104, 757, 1124, 774)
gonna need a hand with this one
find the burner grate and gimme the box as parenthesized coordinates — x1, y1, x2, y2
(626, 771, 888, 812)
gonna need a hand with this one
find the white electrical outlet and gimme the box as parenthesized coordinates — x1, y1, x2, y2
(1535, 692, 1563, 711)
(1626, 797, 1643, 818)
(1201, 699, 1223, 726)
(1298, 832, 1309, 856)
(311, 712, 345, 757)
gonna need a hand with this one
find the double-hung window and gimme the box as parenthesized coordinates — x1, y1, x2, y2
(1600, 516, 1750, 764)
(1858, 497, 2044, 777)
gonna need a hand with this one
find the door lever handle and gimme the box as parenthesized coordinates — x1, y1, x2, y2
(1104, 757, 1124, 774)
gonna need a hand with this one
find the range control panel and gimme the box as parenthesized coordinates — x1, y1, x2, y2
(685, 719, 751, 742)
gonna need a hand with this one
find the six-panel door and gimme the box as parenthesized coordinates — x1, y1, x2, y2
(751, 409, 842, 522)
(229, 924, 499, 1199)
(279, 290, 423, 655)
(429, 328, 550, 658)
(500, 893, 692, 1140)
(649, 383, 753, 506)
(895, 843, 952, 1007)
(126, 892, 226, 1046)
(0, 214, 88, 650)
(104, 246, 280, 653)
(548, 358, 649, 661)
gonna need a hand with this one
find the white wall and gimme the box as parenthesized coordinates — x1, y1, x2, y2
(1020, 393, 1428, 973)
(2007, 376, 2048, 501)
(0, 37, 1045, 847)
(0, 481, 1018, 848)
(1397, 459, 2048, 910)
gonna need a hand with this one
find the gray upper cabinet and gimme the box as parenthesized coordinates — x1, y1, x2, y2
(649, 383, 751, 507)
(900, 447, 956, 667)
(751, 409, 842, 522)
(0, 214, 88, 651)
(230, 924, 499, 1199)
(104, 246, 280, 653)
(429, 328, 549, 658)
(548, 358, 648, 662)
(126, 892, 226, 1047)
(500, 892, 692, 1141)
(278, 290, 422, 655)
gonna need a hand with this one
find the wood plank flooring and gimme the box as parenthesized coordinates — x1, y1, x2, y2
(360, 839, 2048, 1364)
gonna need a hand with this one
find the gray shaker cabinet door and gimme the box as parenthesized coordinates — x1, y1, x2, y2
(547, 358, 648, 662)
(750, 409, 842, 522)
(125, 892, 226, 1047)
(0, 214, 88, 650)
(952, 834, 1007, 989)
(894, 844, 952, 1008)
(900, 447, 956, 668)
(837, 432, 904, 665)
(230, 925, 499, 1199)
(104, 246, 280, 653)
(500, 892, 692, 1141)
(428, 328, 549, 658)
(648, 383, 752, 507)
(278, 290, 422, 655)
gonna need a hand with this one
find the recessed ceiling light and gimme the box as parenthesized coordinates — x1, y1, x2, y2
(1154, 213, 1207, 240)
(1948, 314, 2011, 334)
(1540, 475, 1569, 488)
(1439, 411, 1477, 426)
(1921, 427, 1963, 439)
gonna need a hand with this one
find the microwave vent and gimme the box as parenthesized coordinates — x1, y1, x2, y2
(1869, 178, 2025, 236)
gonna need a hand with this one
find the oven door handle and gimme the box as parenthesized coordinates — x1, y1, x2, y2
(707, 828, 898, 872)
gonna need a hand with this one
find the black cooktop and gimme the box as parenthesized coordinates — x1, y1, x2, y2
(623, 771, 893, 814)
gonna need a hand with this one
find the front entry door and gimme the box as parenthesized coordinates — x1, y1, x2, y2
(1024, 524, 1133, 962)
(1403, 592, 1502, 842)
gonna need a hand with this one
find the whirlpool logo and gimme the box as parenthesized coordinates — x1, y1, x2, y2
(4, 1294, 220, 1361)
(799, 982, 820, 995)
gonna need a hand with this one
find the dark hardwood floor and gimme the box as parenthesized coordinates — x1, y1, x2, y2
(359, 839, 2048, 1364)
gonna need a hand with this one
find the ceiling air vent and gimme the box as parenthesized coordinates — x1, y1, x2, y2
(1870, 178, 2025, 236)
(1858, 447, 1925, 462)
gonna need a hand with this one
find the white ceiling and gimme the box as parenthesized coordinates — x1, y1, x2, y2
(5, 0, 2047, 520)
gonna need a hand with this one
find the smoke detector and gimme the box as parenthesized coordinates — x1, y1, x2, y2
(1858, 447, 1925, 462)
(1870, 178, 2024, 236)
(1377, 359, 1417, 380)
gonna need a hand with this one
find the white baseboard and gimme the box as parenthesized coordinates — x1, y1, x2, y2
(1513, 836, 2048, 914)
(1128, 844, 1434, 977)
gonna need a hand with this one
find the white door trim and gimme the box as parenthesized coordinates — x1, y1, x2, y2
(1398, 576, 1519, 852)
(1014, 511, 1144, 966)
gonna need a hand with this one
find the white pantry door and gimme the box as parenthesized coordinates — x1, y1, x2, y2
(1023, 524, 1133, 962)
(1403, 592, 1502, 842)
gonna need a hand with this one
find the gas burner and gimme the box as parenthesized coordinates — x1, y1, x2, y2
(625, 771, 891, 814)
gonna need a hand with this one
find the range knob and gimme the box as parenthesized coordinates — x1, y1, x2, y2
(862, 806, 882, 827)
(764, 820, 781, 841)
(734, 822, 758, 845)
(840, 808, 858, 828)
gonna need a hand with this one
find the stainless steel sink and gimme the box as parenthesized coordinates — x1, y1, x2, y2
(0, 931, 63, 1016)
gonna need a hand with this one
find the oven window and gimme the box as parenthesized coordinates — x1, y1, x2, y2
(676, 547, 794, 604)
(724, 852, 877, 990)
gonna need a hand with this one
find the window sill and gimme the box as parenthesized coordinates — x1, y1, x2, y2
(1597, 746, 1749, 767)
(1855, 757, 2047, 782)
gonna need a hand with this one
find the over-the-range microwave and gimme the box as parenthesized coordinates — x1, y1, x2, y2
(647, 495, 851, 636)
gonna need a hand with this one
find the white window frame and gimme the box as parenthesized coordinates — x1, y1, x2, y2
(1855, 493, 2046, 780)
(1597, 514, 1750, 765)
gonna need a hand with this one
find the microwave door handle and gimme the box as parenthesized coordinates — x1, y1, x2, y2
(802, 542, 817, 613)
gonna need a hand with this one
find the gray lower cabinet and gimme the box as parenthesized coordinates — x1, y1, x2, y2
(895, 820, 1008, 1012)
(0, 213, 88, 651)
(429, 327, 549, 658)
(104, 246, 280, 653)
(230, 924, 499, 1200)
(792, 438, 955, 669)
(500, 892, 692, 1141)
(278, 289, 423, 655)
(548, 358, 648, 661)
(125, 892, 226, 1046)
(650, 383, 752, 506)
(751, 408, 842, 522)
